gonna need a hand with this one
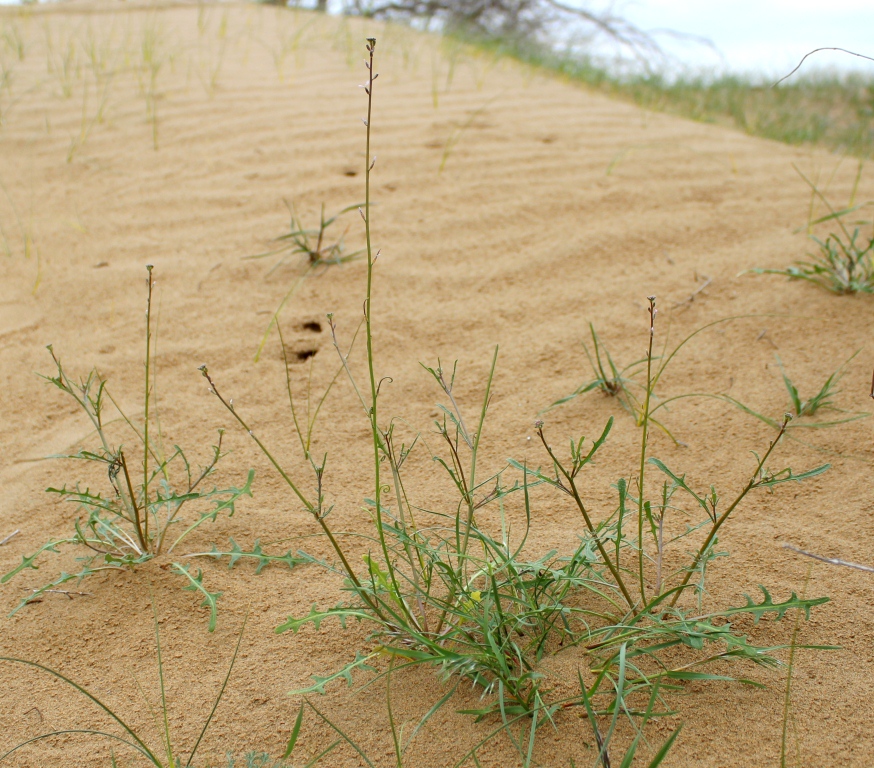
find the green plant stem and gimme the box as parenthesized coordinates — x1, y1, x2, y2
(363, 40, 386, 567)
(184, 612, 248, 766)
(459, 347, 498, 563)
(119, 451, 147, 553)
(152, 600, 174, 765)
(782, 567, 811, 768)
(669, 416, 791, 608)
(0, 657, 162, 765)
(361, 38, 410, 628)
(386, 657, 402, 767)
(143, 264, 154, 546)
(637, 297, 656, 604)
(198, 366, 373, 606)
(536, 428, 635, 609)
(385, 436, 428, 633)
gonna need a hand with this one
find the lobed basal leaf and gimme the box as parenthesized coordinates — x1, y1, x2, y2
(191, 537, 306, 574)
(288, 651, 378, 696)
(172, 563, 223, 632)
(722, 585, 828, 623)
(275, 604, 371, 635)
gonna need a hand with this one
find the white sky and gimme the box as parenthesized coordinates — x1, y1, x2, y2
(617, 0, 874, 76)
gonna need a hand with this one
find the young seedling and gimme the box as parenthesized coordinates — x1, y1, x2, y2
(195, 11, 229, 98)
(439, 97, 497, 172)
(43, 20, 79, 99)
(549, 314, 868, 446)
(544, 314, 744, 443)
(66, 72, 114, 163)
(250, 201, 364, 361)
(2, 267, 254, 630)
(137, 18, 165, 150)
(721, 351, 869, 432)
(748, 164, 874, 294)
(0, 178, 42, 292)
(544, 321, 649, 417)
(265, 14, 317, 83)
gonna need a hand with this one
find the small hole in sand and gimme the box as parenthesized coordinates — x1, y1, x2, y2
(301, 321, 322, 333)
(295, 348, 318, 362)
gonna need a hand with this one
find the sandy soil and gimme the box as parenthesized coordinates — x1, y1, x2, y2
(1, 3, 873, 766)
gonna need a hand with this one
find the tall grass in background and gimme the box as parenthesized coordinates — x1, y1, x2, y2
(462, 36, 874, 158)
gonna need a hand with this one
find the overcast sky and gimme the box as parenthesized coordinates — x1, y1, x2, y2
(617, 0, 874, 76)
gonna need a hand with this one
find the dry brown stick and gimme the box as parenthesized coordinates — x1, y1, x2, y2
(756, 329, 779, 349)
(23, 587, 93, 599)
(0, 530, 20, 546)
(672, 276, 712, 309)
(784, 544, 874, 574)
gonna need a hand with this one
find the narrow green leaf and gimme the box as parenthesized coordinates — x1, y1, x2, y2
(283, 704, 305, 759)
(647, 723, 683, 767)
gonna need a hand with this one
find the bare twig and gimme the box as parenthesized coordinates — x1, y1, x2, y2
(774, 48, 874, 87)
(672, 276, 711, 309)
(0, 530, 20, 546)
(22, 587, 93, 601)
(345, 0, 674, 69)
(784, 544, 874, 574)
(756, 329, 779, 349)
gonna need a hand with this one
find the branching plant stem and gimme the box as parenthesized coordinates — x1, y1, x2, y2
(196, 366, 371, 602)
(668, 415, 792, 608)
(535, 423, 634, 609)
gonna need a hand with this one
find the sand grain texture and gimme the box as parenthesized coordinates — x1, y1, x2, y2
(1, 3, 873, 766)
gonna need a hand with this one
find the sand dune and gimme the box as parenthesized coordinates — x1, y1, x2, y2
(1, 3, 872, 766)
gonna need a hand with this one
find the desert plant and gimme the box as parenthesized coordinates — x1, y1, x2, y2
(544, 321, 649, 420)
(719, 351, 869, 432)
(1, 266, 256, 630)
(66, 72, 114, 163)
(221, 754, 292, 768)
(43, 20, 79, 99)
(544, 315, 745, 443)
(195, 11, 229, 98)
(263, 14, 318, 83)
(547, 319, 868, 442)
(249, 200, 364, 360)
(199, 38, 832, 765)
(749, 164, 874, 293)
(251, 200, 363, 272)
(0, 178, 42, 292)
(136, 18, 165, 150)
(1, 22, 25, 62)
(438, 96, 498, 171)
(280, 660, 679, 767)
(0, 608, 247, 766)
